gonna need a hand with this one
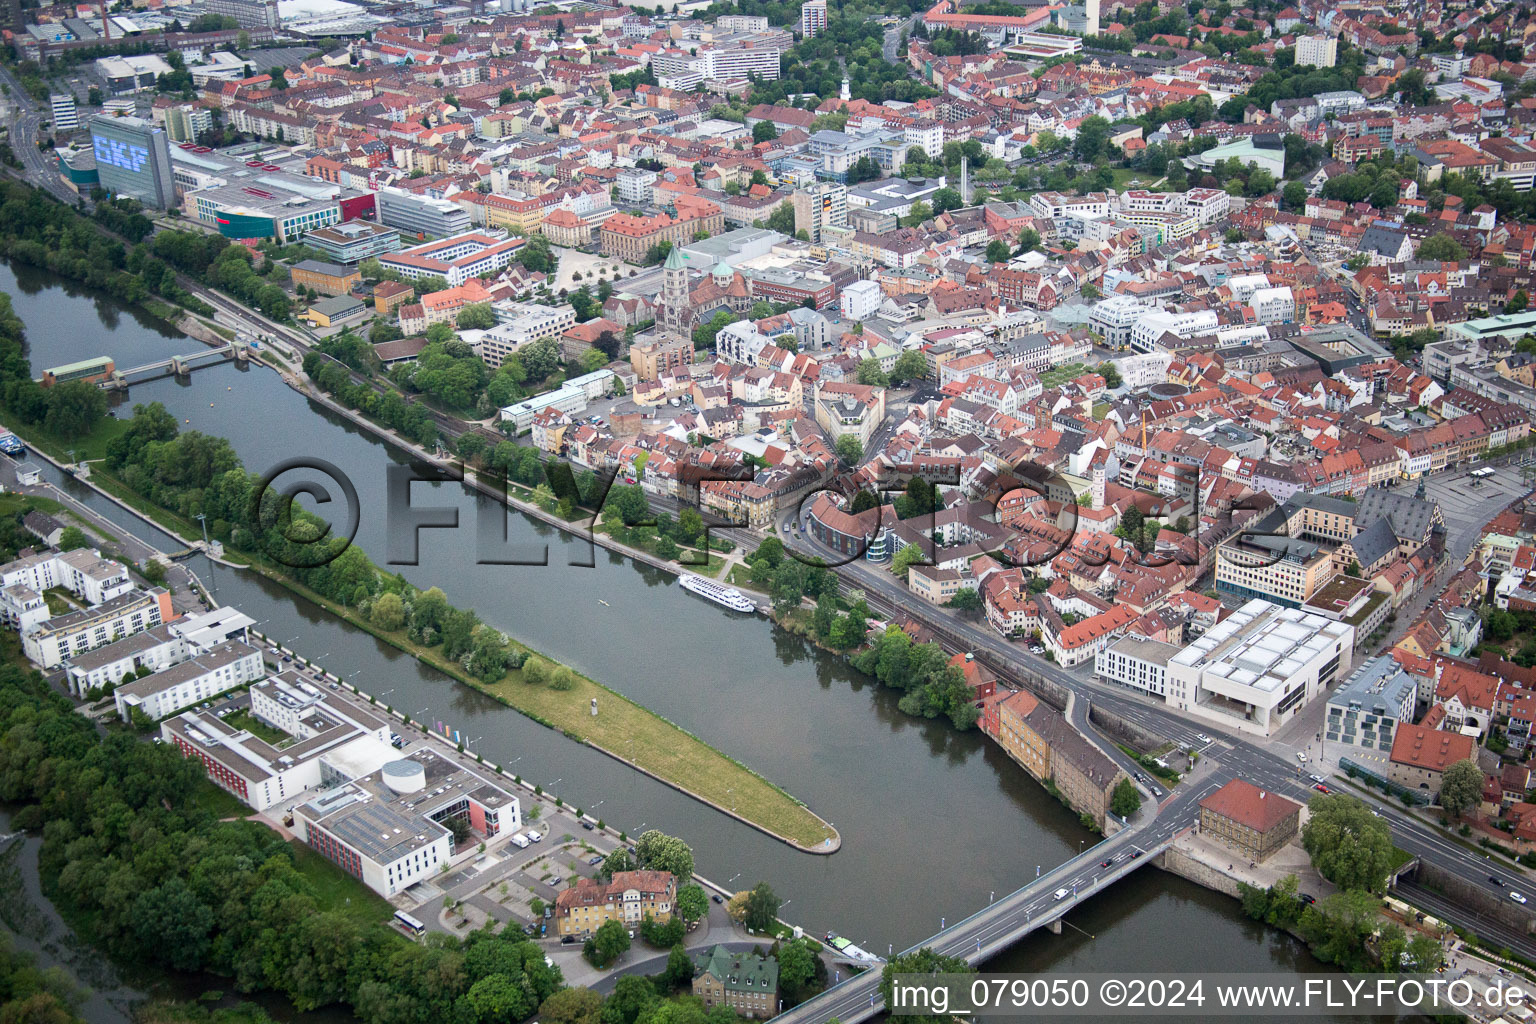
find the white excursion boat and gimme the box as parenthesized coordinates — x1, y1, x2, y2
(677, 573, 757, 613)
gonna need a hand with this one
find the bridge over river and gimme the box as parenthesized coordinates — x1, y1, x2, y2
(769, 774, 1225, 1024)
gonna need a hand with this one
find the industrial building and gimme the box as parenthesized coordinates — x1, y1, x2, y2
(88, 115, 176, 208)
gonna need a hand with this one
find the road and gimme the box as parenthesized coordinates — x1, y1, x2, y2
(0, 65, 84, 206)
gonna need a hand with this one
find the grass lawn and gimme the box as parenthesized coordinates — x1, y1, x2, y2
(186, 777, 253, 819)
(224, 708, 287, 746)
(288, 841, 396, 926)
(725, 565, 765, 590)
(0, 492, 66, 518)
(1091, 402, 1109, 421)
(0, 409, 135, 464)
(477, 654, 835, 849)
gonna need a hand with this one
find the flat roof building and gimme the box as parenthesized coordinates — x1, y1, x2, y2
(1325, 656, 1417, 763)
(1167, 598, 1353, 736)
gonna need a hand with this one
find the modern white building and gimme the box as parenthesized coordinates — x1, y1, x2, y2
(50, 92, 79, 132)
(162, 671, 399, 811)
(1129, 309, 1220, 353)
(1166, 598, 1354, 736)
(1324, 656, 1417, 760)
(476, 304, 576, 368)
(1095, 634, 1180, 699)
(62, 605, 255, 697)
(1088, 295, 1151, 349)
(1250, 285, 1296, 324)
(498, 370, 617, 432)
(113, 640, 266, 722)
(292, 748, 521, 898)
(840, 279, 882, 322)
(0, 548, 134, 606)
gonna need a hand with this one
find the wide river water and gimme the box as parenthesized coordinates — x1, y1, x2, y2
(2, 260, 1373, 1020)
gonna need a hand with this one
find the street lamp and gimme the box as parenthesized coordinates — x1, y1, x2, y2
(194, 512, 211, 549)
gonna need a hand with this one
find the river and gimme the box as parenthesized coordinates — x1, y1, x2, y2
(3, 261, 1365, 1018)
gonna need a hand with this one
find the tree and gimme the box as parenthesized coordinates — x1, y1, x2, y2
(1017, 227, 1041, 253)
(602, 847, 637, 879)
(583, 920, 631, 967)
(370, 591, 406, 630)
(985, 239, 1010, 264)
(856, 359, 889, 387)
(834, 434, 863, 467)
(879, 949, 974, 1022)
(776, 937, 821, 1003)
(1301, 793, 1395, 893)
(1509, 289, 1530, 314)
(891, 542, 928, 578)
(1282, 180, 1307, 210)
(456, 303, 497, 330)
(1073, 116, 1111, 162)
(891, 349, 927, 384)
(766, 201, 796, 234)
(661, 943, 694, 991)
(752, 120, 778, 143)
(1418, 233, 1468, 262)
(1111, 777, 1142, 818)
(1439, 758, 1483, 817)
(640, 913, 686, 947)
(604, 975, 660, 1024)
(901, 201, 932, 228)
(540, 988, 604, 1024)
(675, 883, 708, 923)
(742, 882, 780, 933)
(56, 526, 90, 551)
(634, 829, 694, 880)
(43, 380, 108, 439)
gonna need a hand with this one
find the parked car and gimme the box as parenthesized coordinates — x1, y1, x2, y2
(561, 935, 576, 945)
(711, 894, 724, 904)
(526, 831, 543, 843)
(581, 822, 595, 831)
(588, 855, 603, 865)
(1298, 893, 1317, 905)
(1296, 751, 1307, 762)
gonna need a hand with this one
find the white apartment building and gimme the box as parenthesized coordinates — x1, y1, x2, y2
(1183, 188, 1231, 226)
(0, 548, 133, 606)
(1296, 34, 1338, 67)
(1166, 599, 1354, 736)
(114, 640, 265, 722)
(1095, 634, 1181, 699)
(24, 589, 172, 669)
(1029, 191, 1110, 223)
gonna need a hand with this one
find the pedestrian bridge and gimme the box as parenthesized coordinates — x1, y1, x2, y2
(101, 343, 247, 389)
(769, 831, 1174, 1024)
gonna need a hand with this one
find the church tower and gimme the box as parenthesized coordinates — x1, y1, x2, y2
(1091, 460, 1106, 511)
(660, 245, 689, 342)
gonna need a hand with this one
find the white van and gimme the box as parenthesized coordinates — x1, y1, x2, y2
(1053, 887, 1070, 901)
(525, 830, 543, 843)
(510, 834, 531, 849)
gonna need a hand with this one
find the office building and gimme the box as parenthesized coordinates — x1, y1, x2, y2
(293, 747, 521, 898)
(376, 186, 472, 238)
(163, 103, 214, 143)
(1095, 633, 1180, 699)
(62, 605, 254, 697)
(1214, 532, 1335, 608)
(49, 92, 78, 132)
(1325, 656, 1417, 759)
(616, 167, 658, 206)
(1166, 598, 1353, 736)
(163, 671, 399, 811)
(88, 115, 176, 208)
(792, 180, 846, 243)
(305, 221, 403, 264)
(840, 278, 881, 321)
(202, 0, 279, 30)
(378, 232, 524, 286)
(94, 55, 173, 94)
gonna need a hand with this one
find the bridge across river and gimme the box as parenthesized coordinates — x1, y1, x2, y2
(102, 342, 246, 389)
(772, 830, 1179, 1024)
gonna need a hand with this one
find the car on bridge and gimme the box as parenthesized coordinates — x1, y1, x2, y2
(1053, 888, 1070, 901)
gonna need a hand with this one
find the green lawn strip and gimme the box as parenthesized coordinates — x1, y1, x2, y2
(187, 776, 254, 819)
(250, 564, 836, 850)
(0, 492, 66, 517)
(287, 841, 396, 926)
(0, 409, 134, 463)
